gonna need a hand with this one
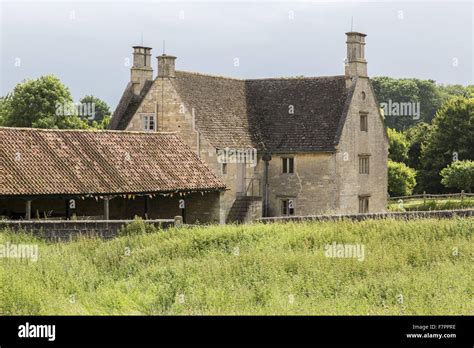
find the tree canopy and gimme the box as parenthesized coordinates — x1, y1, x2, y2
(387, 128, 409, 164)
(388, 160, 417, 197)
(79, 95, 111, 125)
(419, 96, 474, 193)
(0, 75, 111, 130)
(440, 160, 474, 193)
(371, 77, 473, 132)
(2, 75, 88, 129)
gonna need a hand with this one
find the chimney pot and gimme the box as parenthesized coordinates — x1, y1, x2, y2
(157, 54, 177, 78)
(345, 32, 368, 86)
(131, 46, 153, 94)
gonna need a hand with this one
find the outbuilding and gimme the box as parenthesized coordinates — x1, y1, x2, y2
(0, 127, 225, 223)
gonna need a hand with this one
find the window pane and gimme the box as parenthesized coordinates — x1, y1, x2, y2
(150, 117, 155, 130)
(359, 197, 369, 213)
(289, 158, 294, 173)
(289, 199, 294, 215)
(360, 114, 368, 131)
(359, 156, 370, 174)
(282, 158, 287, 173)
(282, 200, 288, 215)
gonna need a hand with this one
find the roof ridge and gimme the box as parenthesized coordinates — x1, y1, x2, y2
(176, 70, 243, 81)
(0, 127, 178, 136)
(245, 75, 345, 81)
(176, 70, 345, 81)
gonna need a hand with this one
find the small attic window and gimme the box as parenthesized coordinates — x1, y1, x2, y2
(141, 114, 156, 132)
(361, 91, 366, 100)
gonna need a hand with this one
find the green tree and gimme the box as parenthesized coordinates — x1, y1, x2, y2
(415, 79, 444, 125)
(388, 160, 417, 197)
(404, 122, 431, 169)
(467, 85, 474, 98)
(91, 116, 111, 130)
(438, 84, 471, 101)
(3, 75, 88, 129)
(371, 77, 472, 132)
(387, 128, 409, 163)
(0, 96, 11, 126)
(79, 95, 111, 125)
(420, 97, 474, 193)
(440, 160, 474, 193)
(371, 77, 421, 131)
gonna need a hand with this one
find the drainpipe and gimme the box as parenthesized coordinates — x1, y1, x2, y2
(262, 153, 272, 217)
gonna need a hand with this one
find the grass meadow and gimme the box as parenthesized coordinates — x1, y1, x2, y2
(0, 218, 473, 315)
(388, 197, 474, 211)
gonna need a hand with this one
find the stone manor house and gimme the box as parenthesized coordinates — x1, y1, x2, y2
(107, 31, 389, 223)
(0, 32, 388, 224)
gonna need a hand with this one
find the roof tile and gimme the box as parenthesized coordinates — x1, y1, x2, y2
(0, 127, 225, 196)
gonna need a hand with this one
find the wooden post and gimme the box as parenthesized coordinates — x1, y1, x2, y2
(423, 191, 426, 206)
(461, 190, 465, 204)
(65, 199, 70, 220)
(179, 199, 186, 224)
(104, 197, 110, 220)
(25, 200, 31, 220)
(174, 215, 183, 228)
(144, 196, 149, 219)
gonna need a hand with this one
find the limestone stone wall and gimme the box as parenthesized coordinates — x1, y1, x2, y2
(335, 77, 389, 213)
(266, 153, 338, 216)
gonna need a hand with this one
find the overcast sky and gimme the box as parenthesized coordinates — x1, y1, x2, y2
(1, 0, 472, 108)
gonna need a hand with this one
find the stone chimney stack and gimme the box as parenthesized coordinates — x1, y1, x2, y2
(344, 32, 367, 87)
(157, 54, 176, 78)
(131, 46, 153, 94)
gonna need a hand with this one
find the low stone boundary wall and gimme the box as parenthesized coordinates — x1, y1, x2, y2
(0, 219, 176, 240)
(259, 209, 474, 223)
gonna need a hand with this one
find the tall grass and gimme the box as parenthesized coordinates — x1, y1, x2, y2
(389, 198, 474, 211)
(0, 218, 472, 315)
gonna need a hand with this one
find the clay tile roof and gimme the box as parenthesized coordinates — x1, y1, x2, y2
(0, 127, 225, 197)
